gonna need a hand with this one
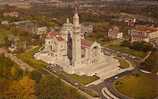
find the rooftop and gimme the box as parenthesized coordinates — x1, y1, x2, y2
(135, 26, 158, 33)
(81, 39, 93, 48)
(47, 32, 64, 41)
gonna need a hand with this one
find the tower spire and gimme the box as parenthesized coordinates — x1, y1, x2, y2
(73, 0, 80, 27)
(72, 0, 81, 67)
(74, 0, 79, 14)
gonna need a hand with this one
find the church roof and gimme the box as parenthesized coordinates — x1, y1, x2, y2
(81, 39, 93, 48)
(47, 32, 64, 41)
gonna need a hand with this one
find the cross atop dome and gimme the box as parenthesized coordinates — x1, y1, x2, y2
(74, 0, 79, 14)
(73, 0, 80, 27)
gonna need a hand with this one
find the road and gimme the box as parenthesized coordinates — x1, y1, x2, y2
(87, 48, 136, 99)
(89, 70, 134, 99)
(95, 47, 154, 99)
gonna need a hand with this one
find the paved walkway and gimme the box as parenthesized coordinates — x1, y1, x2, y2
(86, 67, 133, 87)
(101, 87, 119, 99)
(86, 58, 134, 87)
(100, 49, 154, 99)
(140, 51, 152, 63)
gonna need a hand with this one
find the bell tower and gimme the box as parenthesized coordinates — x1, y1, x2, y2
(72, 0, 81, 67)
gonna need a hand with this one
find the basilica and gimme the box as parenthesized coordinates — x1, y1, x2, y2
(34, 10, 120, 75)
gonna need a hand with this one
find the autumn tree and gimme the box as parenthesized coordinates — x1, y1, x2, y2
(8, 76, 37, 99)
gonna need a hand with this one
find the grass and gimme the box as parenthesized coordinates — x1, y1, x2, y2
(0, 55, 19, 69)
(104, 40, 147, 58)
(0, 28, 12, 45)
(0, 54, 20, 79)
(109, 45, 147, 58)
(0, 55, 14, 68)
(140, 51, 158, 73)
(17, 46, 47, 69)
(65, 73, 99, 85)
(117, 57, 130, 69)
(114, 72, 158, 99)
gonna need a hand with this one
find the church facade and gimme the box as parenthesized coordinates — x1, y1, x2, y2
(34, 11, 120, 75)
(35, 11, 105, 66)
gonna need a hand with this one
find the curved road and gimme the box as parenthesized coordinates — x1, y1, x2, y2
(100, 46, 154, 99)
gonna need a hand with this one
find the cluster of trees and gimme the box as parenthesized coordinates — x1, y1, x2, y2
(121, 40, 154, 52)
(0, 76, 37, 99)
(0, 24, 42, 52)
(0, 55, 23, 79)
(0, 55, 85, 99)
(37, 75, 85, 99)
(0, 75, 85, 99)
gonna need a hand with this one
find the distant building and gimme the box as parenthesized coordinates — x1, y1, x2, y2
(1, 20, 9, 25)
(129, 26, 158, 42)
(108, 26, 123, 39)
(34, 5, 120, 78)
(3, 11, 19, 17)
(125, 18, 136, 27)
(36, 27, 48, 35)
(35, 11, 106, 67)
(12, 20, 37, 33)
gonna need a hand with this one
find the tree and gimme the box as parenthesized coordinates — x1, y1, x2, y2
(121, 41, 154, 52)
(37, 75, 64, 99)
(120, 40, 131, 47)
(10, 66, 23, 79)
(8, 76, 37, 99)
(37, 75, 85, 99)
(130, 41, 153, 52)
(29, 70, 42, 83)
(0, 55, 13, 78)
(0, 79, 10, 97)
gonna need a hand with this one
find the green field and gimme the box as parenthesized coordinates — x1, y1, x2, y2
(65, 73, 99, 85)
(140, 51, 158, 73)
(0, 28, 12, 45)
(114, 72, 158, 99)
(0, 54, 20, 79)
(117, 57, 130, 69)
(104, 40, 147, 58)
(17, 46, 47, 68)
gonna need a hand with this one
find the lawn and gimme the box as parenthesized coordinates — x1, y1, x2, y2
(0, 55, 20, 79)
(114, 72, 158, 99)
(65, 73, 99, 85)
(0, 28, 12, 45)
(116, 57, 130, 69)
(0, 55, 18, 69)
(140, 51, 158, 73)
(17, 46, 47, 69)
(104, 40, 147, 58)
